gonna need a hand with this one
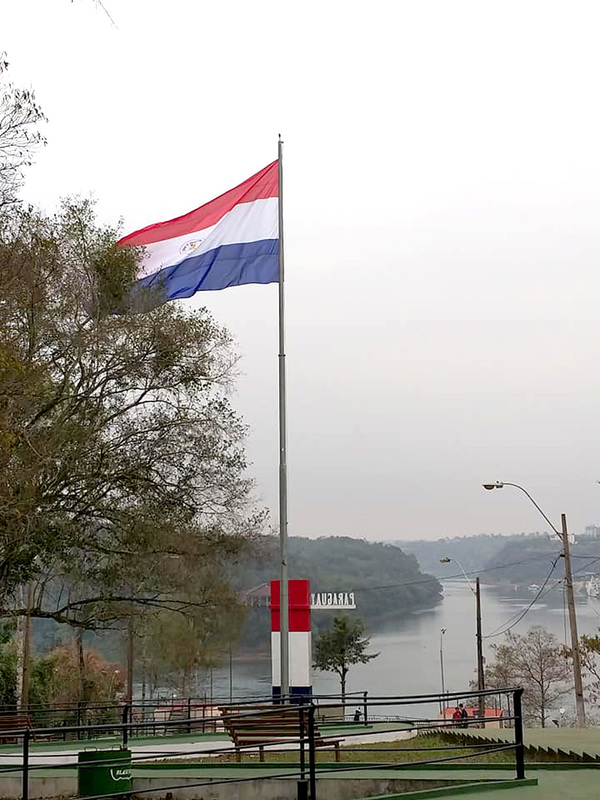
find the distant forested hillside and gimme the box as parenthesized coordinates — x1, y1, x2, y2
(235, 536, 442, 650)
(400, 531, 600, 588)
(478, 536, 600, 587)
(399, 533, 548, 576)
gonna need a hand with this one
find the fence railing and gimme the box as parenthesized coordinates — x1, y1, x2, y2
(0, 686, 518, 739)
(0, 687, 526, 800)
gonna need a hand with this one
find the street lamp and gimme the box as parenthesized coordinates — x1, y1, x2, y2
(482, 481, 586, 727)
(440, 557, 475, 593)
(439, 628, 447, 714)
(440, 557, 485, 720)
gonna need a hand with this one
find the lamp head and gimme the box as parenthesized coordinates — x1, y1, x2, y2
(439, 557, 451, 564)
(482, 482, 504, 490)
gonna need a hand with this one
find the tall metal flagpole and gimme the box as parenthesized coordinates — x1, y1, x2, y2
(278, 135, 290, 700)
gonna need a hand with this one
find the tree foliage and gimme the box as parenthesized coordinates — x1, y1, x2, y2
(138, 552, 245, 695)
(565, 633, 600, 708)
(484, 626, 571, 727)
(313, 615, 378, 704)
(0, 55, 46, 210)
(0, 197, 263, 630)
(39, 640, 124, 711)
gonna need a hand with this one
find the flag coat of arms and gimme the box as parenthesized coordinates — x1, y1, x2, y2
(118, 161, 279, 301)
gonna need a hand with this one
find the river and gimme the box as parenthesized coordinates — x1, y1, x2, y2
(203, 581, 600, 717)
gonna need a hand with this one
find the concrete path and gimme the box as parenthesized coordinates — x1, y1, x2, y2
(0, 723, 414, 768)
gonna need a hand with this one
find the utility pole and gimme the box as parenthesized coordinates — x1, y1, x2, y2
(126, 616, 134, 705)
(482, 483, 587, 727)
(476, 578, 485, 723)
(439, 628, 446, 715)
(561, 514, 586, 727)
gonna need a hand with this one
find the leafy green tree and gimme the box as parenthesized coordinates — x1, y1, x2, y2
(0, 628, 17, 706)
(0, 198, 263, 632)
(313, 615, 378, 705)
(143, 602, 242, 697)
(26, 640, 124, 724)
(138, 552, 245, 696)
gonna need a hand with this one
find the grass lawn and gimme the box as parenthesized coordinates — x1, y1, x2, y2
(151, 734, 520, 766)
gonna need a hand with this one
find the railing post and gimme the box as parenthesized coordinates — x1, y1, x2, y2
(513, 689, 525, 780)
(299, 705, 306, 779)
(76, 701, 82, 741)
(363, 691, 368, 726)
(122, 702, 130, 749)
(22, 728, 30, 800)
(308, 704, 317, 800)
(297, 705, 308, 800)
(188, 697, 192, 734)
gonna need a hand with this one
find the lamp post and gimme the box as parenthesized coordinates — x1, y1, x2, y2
(482, 481, 586, 727)
(439, 628, 447, 714)
(440, 558, 485, 721)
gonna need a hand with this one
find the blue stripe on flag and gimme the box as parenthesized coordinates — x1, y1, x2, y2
(137, 239, 279, 299)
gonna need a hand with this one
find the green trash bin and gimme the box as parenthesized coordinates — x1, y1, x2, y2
(78, 748, 132, 798)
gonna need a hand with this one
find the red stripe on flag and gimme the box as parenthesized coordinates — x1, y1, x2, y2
(118, 160, 278, 247)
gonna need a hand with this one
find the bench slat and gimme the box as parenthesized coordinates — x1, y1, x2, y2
(219, 704, 343, 763)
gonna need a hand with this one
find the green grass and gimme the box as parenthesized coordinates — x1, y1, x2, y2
(150, 734, 520, 766)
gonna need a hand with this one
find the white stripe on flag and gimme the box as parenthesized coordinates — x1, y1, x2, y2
(139, 197, 278, 278)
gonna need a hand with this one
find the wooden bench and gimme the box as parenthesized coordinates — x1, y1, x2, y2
(220, 704, 343, 763)
(0, 713, 32, 743)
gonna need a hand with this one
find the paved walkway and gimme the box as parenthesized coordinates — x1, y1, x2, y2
(0, 722, 412, 767)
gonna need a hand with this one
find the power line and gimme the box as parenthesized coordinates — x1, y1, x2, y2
(572, 555, 600, 574)
(570, 553, 600, 559)
(483, 556, 561, 639)
(482, 554, 600, 641)
(353, 551, 562, 594)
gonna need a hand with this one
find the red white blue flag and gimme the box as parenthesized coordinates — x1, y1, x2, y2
(118, 161, 278, 300)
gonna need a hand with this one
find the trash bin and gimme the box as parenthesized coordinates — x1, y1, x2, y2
(78, 749, 132, 797)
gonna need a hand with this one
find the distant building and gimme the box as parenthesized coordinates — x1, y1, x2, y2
(584, 525, 600, 539)
(575, 525, 600, 543)
(242, 582, 270, 607)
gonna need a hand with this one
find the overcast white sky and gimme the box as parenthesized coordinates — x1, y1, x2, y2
(4, 0, 600, 540)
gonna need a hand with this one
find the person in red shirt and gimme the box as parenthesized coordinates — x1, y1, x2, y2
(452, 707, 462, 725)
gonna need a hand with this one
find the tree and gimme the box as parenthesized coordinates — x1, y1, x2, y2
(565, 633, 600, 711)
(0, 198, 263, 631)
(313, 615, 378, 705)
(33, 640, 124, 721)
(484, 626, 571, 727)
(0, 624, 17, 705)
(0, 55, 46, 210)
(138, 555, 245, 696)
(143, 603, 242, 697)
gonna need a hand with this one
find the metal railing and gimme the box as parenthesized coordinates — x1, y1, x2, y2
(0, 687, 526, 800)
(0, 686, 518, 740)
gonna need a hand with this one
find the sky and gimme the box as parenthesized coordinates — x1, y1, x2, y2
(4, 0, 600, 541)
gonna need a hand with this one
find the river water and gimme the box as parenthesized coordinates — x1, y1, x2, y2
(206, 581, 600, 717)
